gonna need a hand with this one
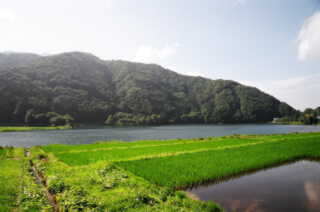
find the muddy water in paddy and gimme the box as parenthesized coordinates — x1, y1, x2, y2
(187, 160, 320, 212)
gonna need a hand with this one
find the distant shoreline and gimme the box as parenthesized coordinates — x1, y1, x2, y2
(0, 125, 72, 133)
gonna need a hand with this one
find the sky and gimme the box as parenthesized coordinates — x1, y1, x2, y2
(1, 0, 320, 110)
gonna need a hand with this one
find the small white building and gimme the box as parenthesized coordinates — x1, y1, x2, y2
(317, 116, 320, 120)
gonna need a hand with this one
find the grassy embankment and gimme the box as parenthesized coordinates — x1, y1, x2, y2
(0, 147, 51, 212)
(0, 125, 72, 133)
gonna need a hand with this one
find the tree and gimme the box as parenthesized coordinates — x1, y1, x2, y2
(0, 52, 297, 125)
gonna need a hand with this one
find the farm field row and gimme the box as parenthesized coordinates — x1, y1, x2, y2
(43, 132, 320, 166)
(0, 147, 51, 211)
(117, 134, 320, 188)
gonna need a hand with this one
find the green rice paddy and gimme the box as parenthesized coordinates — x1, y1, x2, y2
(31, 146, 220, 211)
(1, 132, 320, 211)
(117, 134, 320, 188)
(43, 133, 320, 167)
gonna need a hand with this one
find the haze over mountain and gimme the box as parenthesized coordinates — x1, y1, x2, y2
(0, 52, 295, 125)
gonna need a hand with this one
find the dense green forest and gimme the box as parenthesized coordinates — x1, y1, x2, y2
(275, 107, 320, 125)
(0, 52, 296, 126)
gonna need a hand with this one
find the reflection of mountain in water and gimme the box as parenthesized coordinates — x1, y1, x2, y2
(305, 181, 320, 212)
(228, 199, 267, 212)
(187, 160, 320, 212)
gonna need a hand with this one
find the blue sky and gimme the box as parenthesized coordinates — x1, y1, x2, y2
(1, 0, 320, 110)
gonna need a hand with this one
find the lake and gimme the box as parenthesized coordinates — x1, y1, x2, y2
(0, 124, 320, 147)
(187, 160, 320, 212)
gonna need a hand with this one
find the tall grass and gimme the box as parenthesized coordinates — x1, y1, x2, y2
(117, 135, 320, 188)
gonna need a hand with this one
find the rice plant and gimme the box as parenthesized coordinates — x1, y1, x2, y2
(117, 134, 320, 188)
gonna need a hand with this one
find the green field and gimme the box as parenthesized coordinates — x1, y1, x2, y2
(0, 148, 6, 159)
(45, 137, 271, 166)
(0, 148, 22, 211)
(0, 125, 71, 133)
(1, 132, 320, 211)
(0, 147, 51, 212)
(30, 146, 220, 211)
(117, 134, 320, 188)
(43, 133, 320, 166)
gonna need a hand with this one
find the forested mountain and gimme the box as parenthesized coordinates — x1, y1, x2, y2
(0, 52, 296, 125)
(0, 52, 40, 70)
(275, 107, 320, 125)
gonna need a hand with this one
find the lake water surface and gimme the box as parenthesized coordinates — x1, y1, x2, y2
(187, 160, 320, 212)
(0, 124, 320, 147)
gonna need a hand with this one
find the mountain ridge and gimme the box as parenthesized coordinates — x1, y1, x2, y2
(0, 51, 296, 125)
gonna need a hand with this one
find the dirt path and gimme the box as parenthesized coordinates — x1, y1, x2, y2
(24, 148, 60, 212)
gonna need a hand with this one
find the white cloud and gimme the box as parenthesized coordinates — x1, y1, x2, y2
(134, 43, 180, 63)
(105, 0, 114, 10)
(298, 12, 320, 61)
(0, 8, 17, 22)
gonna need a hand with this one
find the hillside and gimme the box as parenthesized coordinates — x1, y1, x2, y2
(0, 52, 295, 125)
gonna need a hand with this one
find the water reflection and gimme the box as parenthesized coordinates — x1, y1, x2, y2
(228, 199, 267, 212)
(187, 161, 320, 212)
(305, 181, 320, 212)
(1, 124, 320, 147)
